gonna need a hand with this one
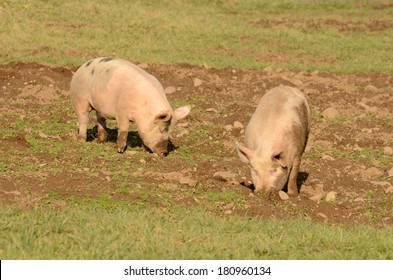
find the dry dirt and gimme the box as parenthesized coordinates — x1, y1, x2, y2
(0, 61, 392, 227)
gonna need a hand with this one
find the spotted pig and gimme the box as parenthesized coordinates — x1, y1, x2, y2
(70, 57, 191, 155)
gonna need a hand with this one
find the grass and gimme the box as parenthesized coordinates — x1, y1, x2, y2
(1, 202, 393, 259)
(311, 145, 392, 167)
(1, 0, 392, 73)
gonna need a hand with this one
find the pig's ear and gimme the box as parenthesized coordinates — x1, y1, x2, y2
(155, 110, 171, 123)
(174, 105, 191, 120)
(235, 142, 254, 163)
(272, 151, 287, 168)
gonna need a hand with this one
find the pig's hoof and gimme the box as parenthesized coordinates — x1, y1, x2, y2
(287, 189, 299, 196)
(117, 147, 126, 153)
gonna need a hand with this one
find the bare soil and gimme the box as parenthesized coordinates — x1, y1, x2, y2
(0, 61, 392, 227)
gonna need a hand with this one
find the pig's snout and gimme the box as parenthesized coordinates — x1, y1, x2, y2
(142, 144, 168, 156)
(156, 149, 168, 157)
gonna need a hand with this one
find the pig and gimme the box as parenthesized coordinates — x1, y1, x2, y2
(70, 57, 191, 156)
(235, 85, 310, 195)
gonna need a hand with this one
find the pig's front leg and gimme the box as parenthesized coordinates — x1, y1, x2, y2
(96, 112, 108, 143)
(287, 155, 301, 196)
(116, 115, 130, 153)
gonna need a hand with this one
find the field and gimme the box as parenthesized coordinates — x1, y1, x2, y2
(1, 0, 393, 259)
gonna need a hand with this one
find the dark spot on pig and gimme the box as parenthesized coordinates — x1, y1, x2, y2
(100, 57, 114, 63)
(91, 68, 95, 75)
(85, 60, 93, 67)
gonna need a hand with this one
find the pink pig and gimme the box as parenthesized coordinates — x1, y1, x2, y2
(70, 57, 190, 156)
(236, 86, 310, 195)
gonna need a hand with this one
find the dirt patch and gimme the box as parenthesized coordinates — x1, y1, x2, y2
(0, 61, 392, 227)
(251, 18, 393, 32)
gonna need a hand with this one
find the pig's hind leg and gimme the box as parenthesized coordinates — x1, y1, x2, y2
(72, 98, 92, 142)
(96, 112, 108, 143)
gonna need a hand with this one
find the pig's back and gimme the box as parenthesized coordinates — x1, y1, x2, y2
(70, 58, 163, 97)
(245, 86, 309, 149)
(71, 58, 119, 95)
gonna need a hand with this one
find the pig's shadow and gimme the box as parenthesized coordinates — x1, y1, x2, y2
(241, 172, 309, 193)
(86, 126, 177, 152)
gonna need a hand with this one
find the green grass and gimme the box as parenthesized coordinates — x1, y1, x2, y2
(1, 0, 392, 73)
(1, 202, 393, 259)
(311, 145, 392, 167)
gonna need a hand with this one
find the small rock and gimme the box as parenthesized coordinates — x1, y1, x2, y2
(278, 191, 289, 200)
(263, 66, 273, 73)
(317, 212, 327, 219)
(362, 167, 383, 179)
(224, 210, 233, 215)
(233, 121, 244, 129)
(310, 193, 324, 202)
(83, 167, 90, 172)
(139, 159, 146, 164)
(322, 155, 335, 161)
(193, 78, 203, 87)
(125, 151, 137, 156)
(365, 84, 378, 92)
(38, 132, 49, 139)
(388, 167, 393, 178)
(322, 107, 340, 120)
(179, 177, 197, 187)
(325, 191, 337, 202)
(164, 86, 176, 94)
(384, 147, 393, 155)
(206, 108, 217, 112)
(385, 186, 393, 194)
(224, 124, 233, 132)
